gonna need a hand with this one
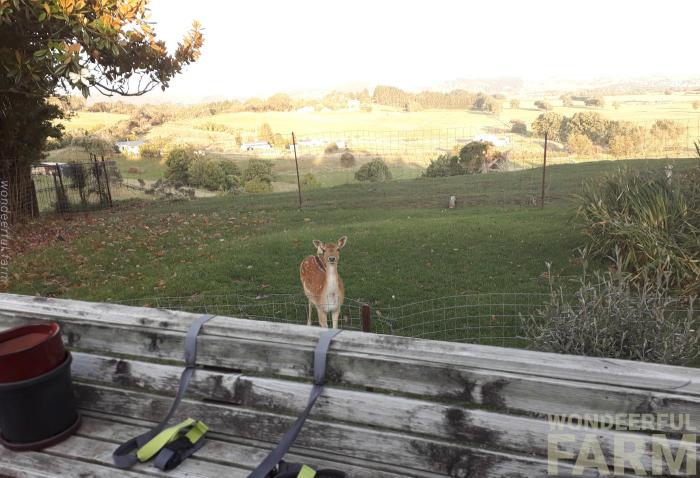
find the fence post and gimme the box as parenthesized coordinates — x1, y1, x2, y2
(92, 155, 105, 206)
(55, 165, 68, 213)
(361, 304, 371, 333)
(291, 132, 302, 210)
(540, 132, 548, 209)
(101, 156, 113, 208)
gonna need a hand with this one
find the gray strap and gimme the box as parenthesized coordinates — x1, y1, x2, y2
(112, 314, 216, 469)
(248, 328, 341, 478)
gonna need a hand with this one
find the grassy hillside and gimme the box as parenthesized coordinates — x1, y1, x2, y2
(14, 157, 695, 306)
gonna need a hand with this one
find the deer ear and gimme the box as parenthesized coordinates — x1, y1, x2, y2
(337, 236, 347, 249)
(312, 240, 324, 252)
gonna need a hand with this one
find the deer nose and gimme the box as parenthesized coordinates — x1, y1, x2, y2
(329, 257, 336, 263)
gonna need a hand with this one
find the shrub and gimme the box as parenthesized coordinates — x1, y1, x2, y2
(521, 260, 699, 365)
(187, 158, 226, 191)
(164, 146, 196, 183)
(423, 154, 462, 177)
(355, 158, 392, 182)
(584, 96, 605, 107)
(576, 170, 700, 295)
(300, 173, 321, 190)
(242, 159, 273, 184)
(324, 142, 339, 154)
(510, 120, 527, 135)
(423, 142, 507, 177)
(139, 142, 161, 161)
(244, 177, 273, 193)
(339, 151, 356, 168)
(566, 133, 595, 156)
(650, 119, 685, 142)
(458, 141, 507, 173)
(534, 100, 552, 111)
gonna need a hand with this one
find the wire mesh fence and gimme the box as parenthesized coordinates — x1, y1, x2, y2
(32, 158, 126, 214)
(115, 292, 557, 347)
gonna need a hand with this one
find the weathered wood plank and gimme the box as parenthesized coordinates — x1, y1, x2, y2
(41, 434, 248, 478)
(73, 382, 646, 477)
(2, 313, 695, 434)
(72, 351, 700, 435)
(70, 353, 699, 475)
(0, 446, 151, 477)
(77, 413, 447, 478)
(0, 293, 696, 396)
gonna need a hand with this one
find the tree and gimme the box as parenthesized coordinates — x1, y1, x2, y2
(562, 112, 609, 145)
(164, 146, 196, 183)
(693, 101, 700, 110)
(607, 121, 645, 158)
(510, 120, 527, 135)
(510, 98, 520, 109)
(534, 100, 552, 111)
(266, 92, 292, 111)
(531, 112, 564, 141)
(258, 123, 274, 143)
(560, 94, 574, 107)
(1, 0, 203, 220)
(567, 133, 595, 157)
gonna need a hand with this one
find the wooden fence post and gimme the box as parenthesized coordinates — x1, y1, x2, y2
(292, 132, 302, 210)
(361, 304, 371, 333)
(101, 157, 113, 208)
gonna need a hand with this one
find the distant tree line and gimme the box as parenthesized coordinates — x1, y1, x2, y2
(372, 86, 502, 114)
(531, 112, 687, 157)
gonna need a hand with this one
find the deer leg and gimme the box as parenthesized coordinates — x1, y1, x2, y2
(307, 301, 313, 326)
(331, 307, 340, 329)
(315, 306, 328, 328)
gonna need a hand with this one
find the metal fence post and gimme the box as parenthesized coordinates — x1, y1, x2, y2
(361, 304, 371, 333)
(540, 132, 548, 209)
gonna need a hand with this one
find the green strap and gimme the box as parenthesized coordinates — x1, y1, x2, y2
(297, 465, 316, 478)
(136, 418, 206, 462)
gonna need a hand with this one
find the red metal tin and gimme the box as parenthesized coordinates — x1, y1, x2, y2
(0, 323, 66, 383)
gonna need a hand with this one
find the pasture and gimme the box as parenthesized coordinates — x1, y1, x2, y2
(13, 157, 695, 308)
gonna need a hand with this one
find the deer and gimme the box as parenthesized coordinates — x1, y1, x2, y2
(299, 236, 347, 328)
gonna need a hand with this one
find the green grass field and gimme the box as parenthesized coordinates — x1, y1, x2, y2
(15, 157, 695, 302)
(16, 156, 699, 349)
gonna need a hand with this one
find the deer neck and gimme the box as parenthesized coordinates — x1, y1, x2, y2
(324, 263, 338, 290)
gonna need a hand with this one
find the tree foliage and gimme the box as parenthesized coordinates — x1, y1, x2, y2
(531, 112, 564, 141)
(423, 141, 507, 177)
(372, 85, 500, 113)
(0, 0, 203, 220)
(243, 159, 273, 184)
(0, 0, 203, 98)
(355, 158, 392, 182)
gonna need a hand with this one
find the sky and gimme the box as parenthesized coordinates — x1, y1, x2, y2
(138, 0, 700, 101)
